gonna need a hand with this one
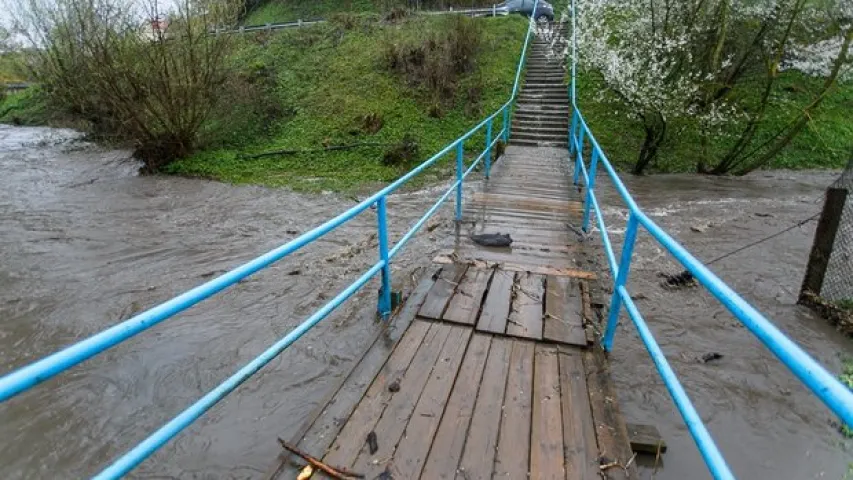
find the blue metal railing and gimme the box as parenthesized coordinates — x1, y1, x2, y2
(0, 5, 538, 478)
(568, 1, 853, 478)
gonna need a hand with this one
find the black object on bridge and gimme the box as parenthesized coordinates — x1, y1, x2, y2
(471, 233, 513, 247)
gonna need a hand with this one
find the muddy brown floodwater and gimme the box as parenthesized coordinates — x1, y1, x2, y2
(0, 125, 851, 479)
(591, 171, 853, 479)
(0, 125, 458, 478)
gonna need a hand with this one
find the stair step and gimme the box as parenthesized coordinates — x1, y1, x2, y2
(510, 138, 569, 148)
(512, 126, 567, 136)
(517, 97, 569, 106)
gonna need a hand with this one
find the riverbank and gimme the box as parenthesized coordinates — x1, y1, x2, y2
(0, 14, 526, 193)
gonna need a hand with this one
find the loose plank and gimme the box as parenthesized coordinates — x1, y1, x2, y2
(432, 252, 597, 280)
(323, 320, 436, 468)
(477, 270, 514, 334)
(626, 423, 667, 454)
(559, 351, 600, 480)
(421, 334, 492, 480)
(544, 276, 587, 346)
(507, 272, 545, 340)
(350, 322, 455, 474)
(494, 340, 534, 479)
(583, 350, 638, 480)
(530, 345, 565, 480)
(419, 264, 467, 320)
(443, 268, 492, 325)
(456, 337, 512, 480)
(392, 325, 473, 479)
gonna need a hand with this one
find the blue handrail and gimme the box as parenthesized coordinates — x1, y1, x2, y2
(568, 0, 853, 477)
(0, 4, 538, 478)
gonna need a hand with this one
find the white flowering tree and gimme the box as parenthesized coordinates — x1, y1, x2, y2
(573, 0, 853, 175)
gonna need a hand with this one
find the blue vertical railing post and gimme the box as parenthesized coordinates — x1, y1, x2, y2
(602, 213, 639, 351)
(572, 123, 586, 186)
(484, 118, 493, 179)
(376, 196, 392, 319)
(581, 148, 600, 232)
(569, 109, 579, 155)
(455, 141, 464, 221)
(502, 107, 510, 142)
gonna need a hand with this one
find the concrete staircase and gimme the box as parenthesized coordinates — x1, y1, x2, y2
(511, 37, 569, 148)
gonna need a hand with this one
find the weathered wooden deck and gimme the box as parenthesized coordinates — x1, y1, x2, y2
(268, 145, 637, 480)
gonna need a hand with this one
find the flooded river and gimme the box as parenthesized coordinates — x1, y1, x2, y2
(0, 125, 851, 478)
(593, 171, 853, 479)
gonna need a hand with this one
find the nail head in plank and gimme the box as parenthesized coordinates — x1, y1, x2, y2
(625, 423, 667, 455)
(507, 272, 545, 340)
(421, 334, 492, 480)
(559, 351, 599, 480)
(477, 269, 514, 334)
(388, 325, 473, 479)
(323, 320, 435, 469)
(456, 337, 512, 480)
(443, 268, 493, 325)
(351, 322, 455, 474)
(530, 345, 565, 480)
(419, 264, 468, 320)
(544, 276, 587, 346)
(494, 339, 534, 479)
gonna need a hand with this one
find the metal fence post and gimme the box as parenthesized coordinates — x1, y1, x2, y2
(485, 118, 493, 179)
(602, 213, 639, 351)
(582, 148, 600, 232)
(502, 107, 510, 142)
(456, 141, 464, 221)
(572, 125, 585, 186)
(376, 196, 392, 319)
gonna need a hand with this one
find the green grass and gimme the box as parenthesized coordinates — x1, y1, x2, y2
(0, 53, 28, 84)
(576, 69, 853, 173)
(842, 358, 853, 438)
(166, 14, 528, 191)
(243, 0, 496, 25)
(838, 299, 853, 312)
(0, 89, 51, 126)
(244, 0, 383, 24)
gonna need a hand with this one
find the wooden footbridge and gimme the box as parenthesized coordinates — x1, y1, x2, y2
(4, 5, 851, 479)
(268, 137, 639, 480)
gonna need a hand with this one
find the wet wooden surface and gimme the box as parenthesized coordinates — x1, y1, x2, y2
(269, 141, 635, 479)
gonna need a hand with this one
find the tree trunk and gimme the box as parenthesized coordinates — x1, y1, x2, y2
(634, 113, 667, 175)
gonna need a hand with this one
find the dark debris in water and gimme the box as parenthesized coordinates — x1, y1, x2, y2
(659, 270, 697, 289)
(470, 233, 513, 247)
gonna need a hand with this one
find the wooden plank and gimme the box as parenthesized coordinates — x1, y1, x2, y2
(322, 320, 436, 469)
(421, 334, 492, 480)
(559, 352, 599, 480)
(349, 322, 455, 473)
(626, 423, 667, 455)
(443, 268, 492, 325)
(418, 264, 467, 320)
(433, 252, 597, 280)
(268, 268, 440, 479)
(456, 337, 512, 480)
(494, 340, 534, 479)
(477, 270, 514, 334)
(507, 272, 545, 340)
(391, 325, 473, 479)
(579, 280, 597, 345)
(530, 345, 565, 480)
(583, 349, 638, 480)
(543, 276, 587, 346)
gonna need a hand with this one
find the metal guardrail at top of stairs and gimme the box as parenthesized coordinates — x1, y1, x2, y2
(215, 4, 509, 35)
(0, 2, 539, 478)
(566, 0, 853, 479)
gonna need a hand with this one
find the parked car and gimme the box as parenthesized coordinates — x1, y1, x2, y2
(495, 0, 555, 21)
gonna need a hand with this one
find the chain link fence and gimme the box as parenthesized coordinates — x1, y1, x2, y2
(819, 159, 853, 302)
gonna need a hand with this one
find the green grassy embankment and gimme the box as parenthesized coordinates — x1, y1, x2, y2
(166, 14, 528, 191)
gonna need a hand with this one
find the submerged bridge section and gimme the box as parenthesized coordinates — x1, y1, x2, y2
(1, 2, 852, 479)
